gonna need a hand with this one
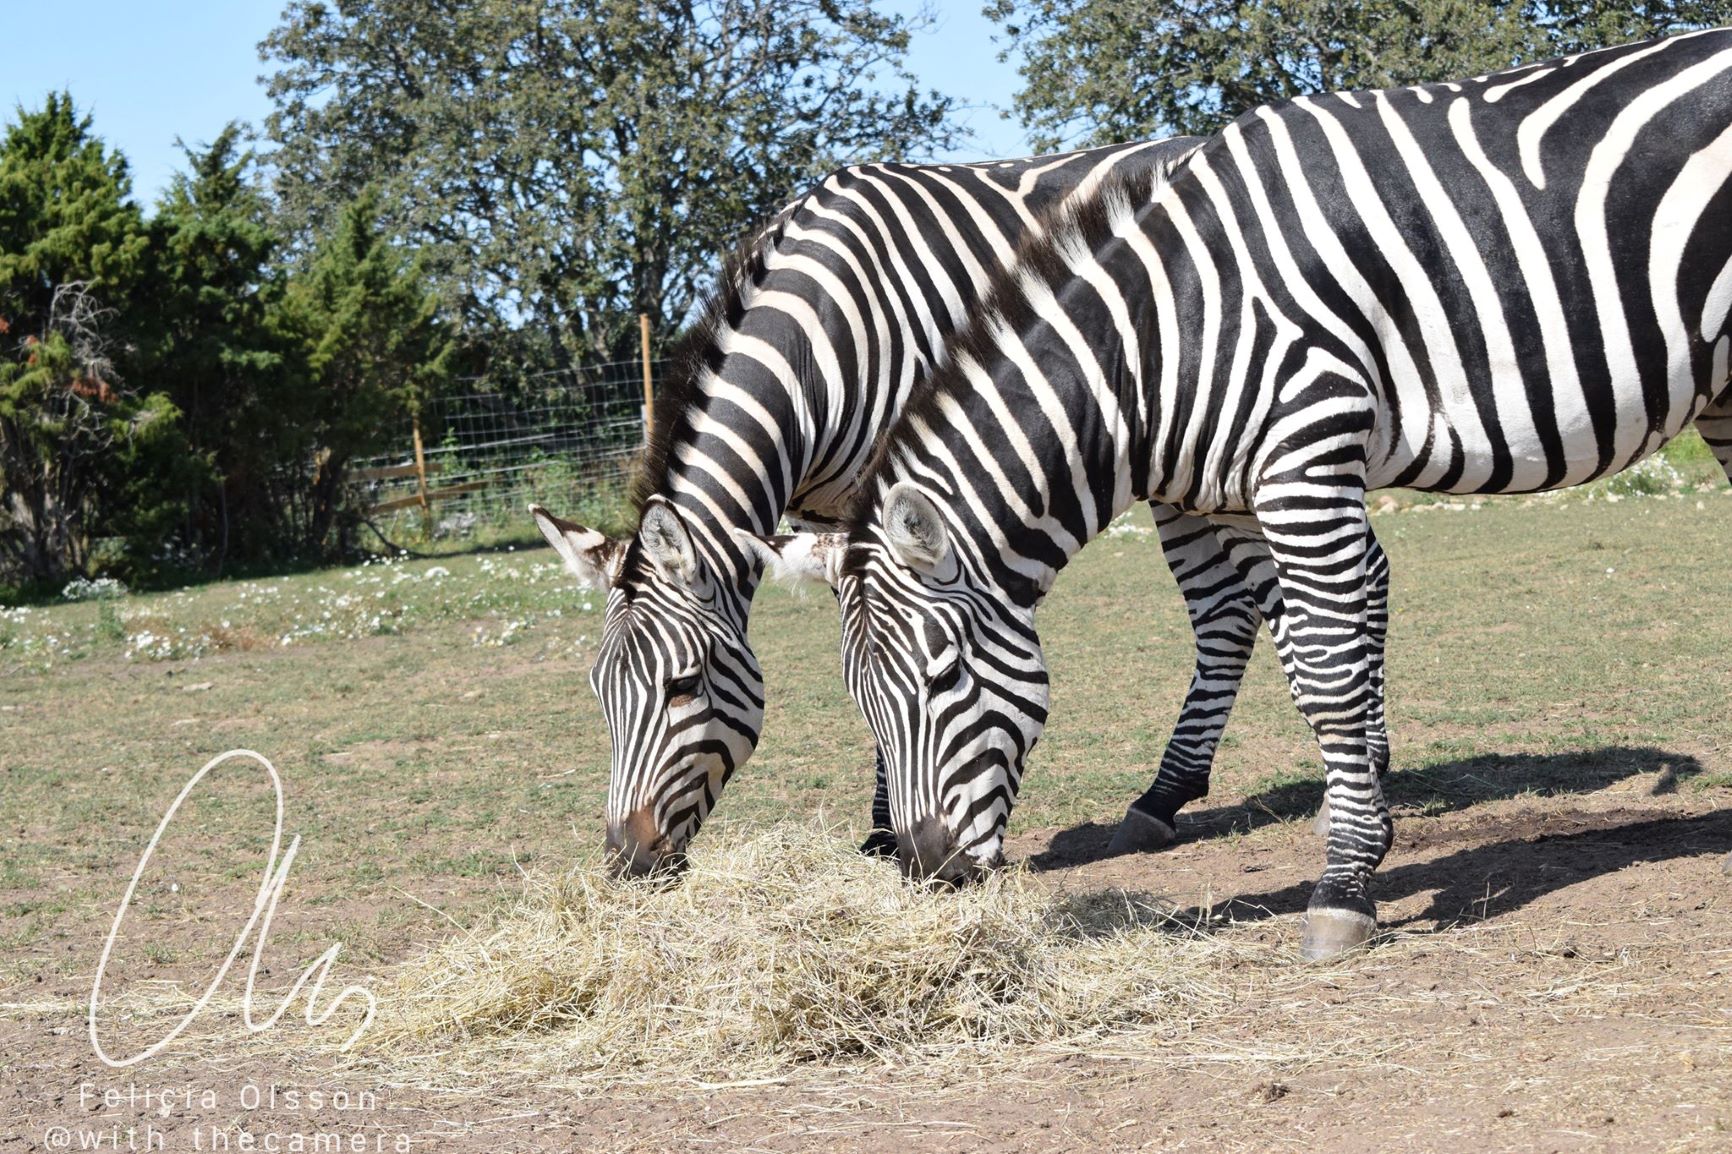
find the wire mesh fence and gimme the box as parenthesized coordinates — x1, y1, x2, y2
(353, 358, 665, 544)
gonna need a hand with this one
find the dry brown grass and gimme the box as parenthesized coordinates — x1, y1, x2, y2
(362, 823, 1244, 1086)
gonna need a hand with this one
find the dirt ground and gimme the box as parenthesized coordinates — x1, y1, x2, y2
(6, 778, 1729, 1154)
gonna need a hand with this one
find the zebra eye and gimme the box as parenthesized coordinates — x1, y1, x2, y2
(927, 653, 962, 696)
(666, 672, 703, 701)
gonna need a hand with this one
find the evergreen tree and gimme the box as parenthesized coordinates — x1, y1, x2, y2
(279, 190, 453, 555)
(0, 93, 156, 584)
(135, 125, 296, 572)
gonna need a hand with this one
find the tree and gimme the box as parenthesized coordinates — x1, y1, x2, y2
(986, 0, 1732, 148)
(278, 190, 453, 555)
(134, 125, 297, 572)
(1541, 0, 1732, 54)
(0, 94, 155, 584)
(261, 0, 962, 371)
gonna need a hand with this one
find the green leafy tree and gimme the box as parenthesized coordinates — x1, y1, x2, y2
(1543, 0, 1732, 53)
(133, 125, 297, 573)
(987, 0, 1732, 147)
(279, 190, 454, 555)
(261, 0, 961, 370)
(0, 94, 155, 584)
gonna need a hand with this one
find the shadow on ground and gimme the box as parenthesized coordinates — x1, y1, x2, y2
(1031, 745, 1705, 871)
(1039, 809, 1732, 940)
(1179, 807, 1732, 931)
(1027, 746, 1731, 935)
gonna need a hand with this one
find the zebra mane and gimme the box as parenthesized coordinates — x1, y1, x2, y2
(631, 207, 796, 516)
(844, 161, 1171, 532)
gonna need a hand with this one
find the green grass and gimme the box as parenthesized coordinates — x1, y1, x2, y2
(0, 478, 1727, 987)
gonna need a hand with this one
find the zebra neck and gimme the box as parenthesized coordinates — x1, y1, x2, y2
(882, 282, 1152, 607)
(647, 487, 764, 618)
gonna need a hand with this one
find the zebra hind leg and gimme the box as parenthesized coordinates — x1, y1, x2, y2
(1110, 507, 1263, 854)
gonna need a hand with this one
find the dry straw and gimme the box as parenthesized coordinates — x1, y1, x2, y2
(364, 823, 1243, 1086)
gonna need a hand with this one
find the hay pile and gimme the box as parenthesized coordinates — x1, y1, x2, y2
(366, 823, 1236, 1083)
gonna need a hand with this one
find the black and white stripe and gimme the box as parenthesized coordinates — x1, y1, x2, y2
(758, 29, 1732, 951)
(533, 137, 1279, 875)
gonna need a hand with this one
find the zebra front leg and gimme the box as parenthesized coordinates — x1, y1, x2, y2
(1149, 518, 1391, 841)
(1695, 394, 1731, 879)
(1695, 383, 1731, 483)
(837, 566, 897, 860)
(1255, 480, 1392, 961)
(1110, 507, 1263, 853)
(1314, 530, 1391, 834)
(860, 746, 897, 858)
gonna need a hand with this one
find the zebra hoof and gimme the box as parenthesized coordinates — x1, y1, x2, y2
(859, 828, 898, 859)
(1299, 907, 1378, 962)
(1107, 806, 1177, 855)
(1311, 799, 1332, 837)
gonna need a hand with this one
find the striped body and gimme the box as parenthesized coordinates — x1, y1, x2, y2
(760, 30, 1732, 947)
(535, 138, 1229, 874)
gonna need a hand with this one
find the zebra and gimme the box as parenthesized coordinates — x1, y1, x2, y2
(745, 29, 1732, 959)
(528, 134, 1365, 878)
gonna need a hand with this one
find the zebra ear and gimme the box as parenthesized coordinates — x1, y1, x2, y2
(882, 482, 950, 571)
(530, 504, 626, 590)
(733, 529, 846, 589)
(639, 497, 699, 585)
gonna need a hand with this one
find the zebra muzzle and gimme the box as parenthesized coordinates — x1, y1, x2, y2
(606, 810, 686, 880)
(895, 817, 984, 887)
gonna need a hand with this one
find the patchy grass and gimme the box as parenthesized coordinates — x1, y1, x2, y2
(1, 476, 1728, 1050)
(0, 548, 600, 670)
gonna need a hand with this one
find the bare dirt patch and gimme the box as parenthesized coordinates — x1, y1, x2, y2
(7, 785, 1729, 1153)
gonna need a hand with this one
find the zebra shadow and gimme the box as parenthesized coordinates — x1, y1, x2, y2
(1029, 745, 1706, 871)
(1162, 807, 1732, 931)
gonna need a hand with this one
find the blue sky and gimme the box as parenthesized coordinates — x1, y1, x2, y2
(1, 1, 1031, 207)
(887, 1, 1030, 160)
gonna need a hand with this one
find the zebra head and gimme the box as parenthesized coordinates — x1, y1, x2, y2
(532, 499, 764, 879)
(741, 483, 1049, 884)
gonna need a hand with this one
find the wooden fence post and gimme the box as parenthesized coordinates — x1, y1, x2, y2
(411, 413, 433, 540)
(639, 312, 655, 443)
